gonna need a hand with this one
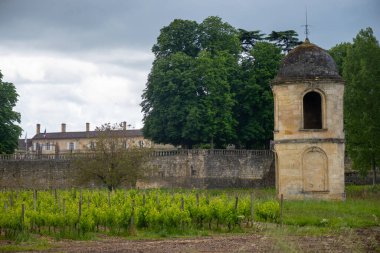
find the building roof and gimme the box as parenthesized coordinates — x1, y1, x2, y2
(272, 39, 343, 84)
(17, 139, 33, 150)
(32, 129, 143, 140)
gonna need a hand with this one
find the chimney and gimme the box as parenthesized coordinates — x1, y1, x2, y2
(86, 122, 90, 132)
(122, 121, 127, 130)
(61, 123, 66, 133)
(36, 124, 41, 135)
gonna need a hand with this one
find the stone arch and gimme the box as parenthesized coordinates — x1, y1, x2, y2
(302, 147, 328, 192)
(302, 89, 326, 129)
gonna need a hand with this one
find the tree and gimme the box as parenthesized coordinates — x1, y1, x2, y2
(152, 19, 199, 58)
(266, 30, 302, 53)
(238, 29, 265, 53)
(191, 51, 238, 148)
(0, 71, 22, 154)
(142, 16, 301, 149)
(343, 27, 380, 184)
(74, 123, 151, 191)
(198, 16, 241, 57)
(142, 53, 198, 147)
(329, 42, 352, 75)
(142, 16, 240, 148)
(234, 42, 282, 148)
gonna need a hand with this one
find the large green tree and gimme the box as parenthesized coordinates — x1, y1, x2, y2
(142, 16, 240, 148)
(142, 16, 300, 149)
(0, 71, 22, 154)
(234, 42, 282, 148)
(343, 27, 380, 184)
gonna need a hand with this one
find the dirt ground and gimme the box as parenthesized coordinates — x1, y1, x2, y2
(2, 227, 379, 253)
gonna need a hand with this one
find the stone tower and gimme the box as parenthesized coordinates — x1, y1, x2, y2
(271, 39, 345, 200)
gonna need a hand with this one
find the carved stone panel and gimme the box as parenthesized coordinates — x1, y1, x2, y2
(302, 148, 328, 192)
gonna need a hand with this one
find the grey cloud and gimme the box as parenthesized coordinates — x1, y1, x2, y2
(1, 0, 379, 53)
(1, 0, 379, 137)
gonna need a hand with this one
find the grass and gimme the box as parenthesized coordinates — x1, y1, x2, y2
(280, 185, 380, 229)
(0, 236, 53, 252)
(283, 198, 380, 228)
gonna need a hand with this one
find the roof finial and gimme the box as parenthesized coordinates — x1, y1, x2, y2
(304, 7, 310, 42)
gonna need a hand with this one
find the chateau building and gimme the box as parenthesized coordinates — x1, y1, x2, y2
(30, 122, 154, 154)
(271, 38, 345, 200)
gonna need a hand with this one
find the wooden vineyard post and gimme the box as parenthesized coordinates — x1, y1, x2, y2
(129, 199, 136, 235)
(21, 203, 25, 230)
(9, 195, 13, 207)
(33, 190, 37, 211)
(234, 194, 238, 210)
(54, 189, 58, 206)
(156, 192, 160, 206)
(250, 192, 254, 224)
(142, 193, 146, 206)
(108, 191, 111, 208)
(63, 198, 66, 217)
(180, 196, 184, 230)
(78, 197, 82, 234)
(196, 193, 199, 207)
(280, 194, 283, 227)
(130, 199, 135, 227)
(78, 198, 82, 218)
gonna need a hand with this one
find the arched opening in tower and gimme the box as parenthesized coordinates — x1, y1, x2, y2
(303, 92, 322, 129)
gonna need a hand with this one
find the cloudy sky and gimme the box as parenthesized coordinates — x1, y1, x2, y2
(0, 0, 379, 137)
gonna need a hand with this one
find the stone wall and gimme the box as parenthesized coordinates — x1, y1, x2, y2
(0, 151, 376, 190)
(0, 150, 274, 189)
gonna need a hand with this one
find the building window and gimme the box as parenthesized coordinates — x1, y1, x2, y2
(90, 141, 95, 150)
(69, 142, 75, 151)
(303, 91, 322, 129)
(46, 143, 50, 150)
(139, 140, 144, 148)
(122, 141, 128, 149)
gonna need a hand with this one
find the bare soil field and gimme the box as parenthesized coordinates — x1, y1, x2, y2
(2, 227, 379, 253)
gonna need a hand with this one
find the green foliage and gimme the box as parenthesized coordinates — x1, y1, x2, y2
(142, 17, 240, 148)
(255, 200, 280, 222)
(282, 199, 380, 228)
(152, 19, 199, 58)
(142, 16, 295, 148)
(0, 71, 22, 154)
(0, 186, 379, 240)
(73, 123, 151, 191)
(198, 16, 241, 57)
(238, 29, 265, 53)
(342, 27, 380, 178)
(328, 42, 352, 75)
(234, 42, 282, 148)
(266, 30, 302, 53)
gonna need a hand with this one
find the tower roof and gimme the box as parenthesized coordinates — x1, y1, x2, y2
(272, 39, 343, 84)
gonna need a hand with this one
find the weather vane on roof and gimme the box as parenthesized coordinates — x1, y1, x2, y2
(302, 7, 310, 40)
